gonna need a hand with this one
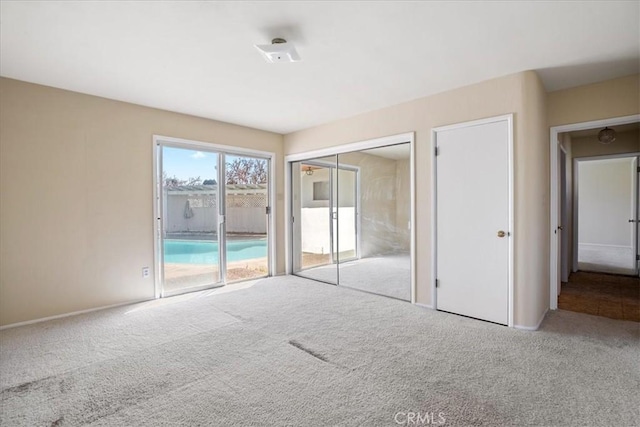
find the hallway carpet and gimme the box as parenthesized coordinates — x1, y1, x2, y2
(1, 276, 638, 426)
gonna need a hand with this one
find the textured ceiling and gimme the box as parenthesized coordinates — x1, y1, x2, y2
(1, 1, 638, 134)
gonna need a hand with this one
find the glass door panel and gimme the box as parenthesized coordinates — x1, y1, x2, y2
(224, 154, 270, 282)
(160, 145, 221, 296)
(291, 155, 338, 284)
(336, 144, 412, 301)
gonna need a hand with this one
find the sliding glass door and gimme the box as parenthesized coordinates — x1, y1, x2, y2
(159, 146, 221, 296)
(224, 154, 270, 282)
(157, 142, 271, 297)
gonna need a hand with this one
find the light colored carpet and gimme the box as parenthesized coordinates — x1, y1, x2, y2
(578, 244, 636, 275)
(296, 253, 411, 300)
(1, 276, 639, 426)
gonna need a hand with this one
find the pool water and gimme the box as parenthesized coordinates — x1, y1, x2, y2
(164, 239, 267, 264)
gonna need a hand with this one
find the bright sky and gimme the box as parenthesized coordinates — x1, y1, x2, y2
(162, 146, 243, 182)
(163, 147, 217, 181)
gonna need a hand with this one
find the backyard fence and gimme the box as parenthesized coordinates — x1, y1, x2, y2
(164, 184, 267, 234)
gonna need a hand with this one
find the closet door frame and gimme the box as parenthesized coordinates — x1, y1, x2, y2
(284, 132, 416, 303)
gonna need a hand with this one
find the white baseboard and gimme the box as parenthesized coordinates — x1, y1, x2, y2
(579, 243, 632, 249)
(0, 298, 153, 331)
(514, 308, 549, 331)
(0, 274, 287, 331)
(414, 303, 434, 310)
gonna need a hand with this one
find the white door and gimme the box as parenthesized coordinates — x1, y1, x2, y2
(435, 118, 511, 325)
(577, 157, 637, 275)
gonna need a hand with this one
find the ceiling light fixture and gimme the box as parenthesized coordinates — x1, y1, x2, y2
(254, 38, 301, 63)
(597, 127, 616, 144)
(304, 166, 314, 176)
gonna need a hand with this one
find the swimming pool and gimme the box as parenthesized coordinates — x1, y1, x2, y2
(164, 239, 267, 264)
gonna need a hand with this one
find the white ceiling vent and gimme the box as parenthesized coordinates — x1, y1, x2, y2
(254, 38, 301, 63)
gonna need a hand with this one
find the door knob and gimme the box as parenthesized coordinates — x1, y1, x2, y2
(497, 230, 506, 238)
(629, 219, 638, 223)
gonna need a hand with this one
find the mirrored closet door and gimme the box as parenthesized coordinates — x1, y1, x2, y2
(290, 143, 412, 301)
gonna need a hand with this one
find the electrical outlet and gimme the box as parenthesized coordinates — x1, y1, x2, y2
(142, 267, 150, 278)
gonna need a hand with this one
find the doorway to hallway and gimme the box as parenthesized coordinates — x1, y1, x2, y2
(551, 118, 640, 321)
(550, 116, 640, 311)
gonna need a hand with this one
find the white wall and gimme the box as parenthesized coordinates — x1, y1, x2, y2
(578, 158, 634, 247)
(300, 207, 356, 254)
(300, 207, 330, 254)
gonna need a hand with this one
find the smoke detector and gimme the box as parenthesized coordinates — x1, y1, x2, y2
(254, 38, 301, 63)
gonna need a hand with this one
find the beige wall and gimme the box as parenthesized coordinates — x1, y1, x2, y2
(0, 77, 284, 326)
(515, 71, 550, 327)
(395, 158, 411, 251)
(572, 129, 639, 158)
(285, 70, 550, 328)
(339, 151, 410, 256)
(548, 74, 640, 127)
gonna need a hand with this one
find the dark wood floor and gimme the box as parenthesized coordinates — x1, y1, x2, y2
(559, 271, 639, 322)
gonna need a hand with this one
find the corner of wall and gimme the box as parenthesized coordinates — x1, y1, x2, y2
(514, 69, 550, 328)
